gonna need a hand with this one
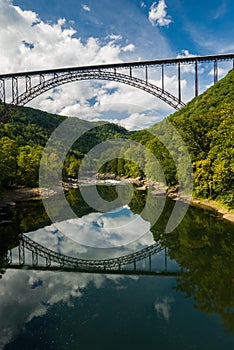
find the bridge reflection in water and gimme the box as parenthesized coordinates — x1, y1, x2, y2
(2, 234, 182, 277)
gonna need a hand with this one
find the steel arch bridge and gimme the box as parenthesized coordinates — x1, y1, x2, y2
(0, 53, 233, 111)
(8, 70, 185, 110)
(16, 234, 164, 270)
(0, 234, 182, 276)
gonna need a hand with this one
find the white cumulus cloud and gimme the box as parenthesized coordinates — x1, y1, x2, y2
(0, 0, 186, 129)
(81, 4, 91, 12)
(148, 0, 172, 27)
(154, 296, 175, 320)
(0, 0, 131, 74)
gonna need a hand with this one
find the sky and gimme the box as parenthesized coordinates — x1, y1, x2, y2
(0, 0, 233, 129)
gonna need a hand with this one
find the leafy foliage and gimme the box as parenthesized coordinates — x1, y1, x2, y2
(169, 69, 234, 207)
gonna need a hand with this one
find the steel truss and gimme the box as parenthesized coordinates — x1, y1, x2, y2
(15, 70, 185, 110)
(0, 53, 233, 110)
(17, 234, 164, 271)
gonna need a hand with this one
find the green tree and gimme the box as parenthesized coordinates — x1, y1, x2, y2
(17, 145, 43, 187)
(63, 155, 81, 179)
(193, 158, 214, 198)
(0, 136, 18, 187)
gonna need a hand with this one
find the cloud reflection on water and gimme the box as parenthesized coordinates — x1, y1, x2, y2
(0, 269, 129, 349)
(26, 205, 155, 260)
(0, 205, 157, 348)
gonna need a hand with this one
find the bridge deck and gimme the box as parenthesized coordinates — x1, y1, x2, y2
(4, 264, 182, 277)
(0, 53, 233, 78)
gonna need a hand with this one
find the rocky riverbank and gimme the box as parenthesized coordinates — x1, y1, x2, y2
(1, 176, 234, 223)
(95, 173, 169, 194)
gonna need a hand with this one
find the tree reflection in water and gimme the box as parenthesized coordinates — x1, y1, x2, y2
(162, 204, 234, 334)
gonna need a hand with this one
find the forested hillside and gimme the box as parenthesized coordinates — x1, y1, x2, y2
(101, 68, 234, 208)
(0, 68, 233, 208)
(169, 68, 234, 208)
(0, 103, 129, 188)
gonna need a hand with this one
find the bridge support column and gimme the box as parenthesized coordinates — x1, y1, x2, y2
(145, 65, 148, 84)
(195, 60, 198, 97)
(149, 253, 152, 271)
(32, 250, 38, 266)
(26, 76, 32, 92)
(39, 74, 45, 86)
(0, 79, 6, 104)
(46, 257, 51, 267)
(178, 62, 181, 103)
(214, 59, 218, 83)
(12, 77, 19, 104)
(161, 64, 165, 91)
(18, 240, 25, 265)
(53, 73, 59, 86)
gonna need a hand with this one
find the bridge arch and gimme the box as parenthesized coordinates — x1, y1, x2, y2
(15, 70, 185, 110)
(19, 234, 164, 270)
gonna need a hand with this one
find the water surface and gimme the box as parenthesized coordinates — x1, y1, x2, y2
(0, 185, 234, 349)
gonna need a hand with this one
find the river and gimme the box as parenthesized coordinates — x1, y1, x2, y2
(0, 184, 234, 349)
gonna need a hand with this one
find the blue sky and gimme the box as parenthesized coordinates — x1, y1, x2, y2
(0, 0, 233, 129)
(10, 0, 234, 57)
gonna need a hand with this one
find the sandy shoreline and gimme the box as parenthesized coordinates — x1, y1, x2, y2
(1, 183, 234, 223)
(0, 187, 42, 205)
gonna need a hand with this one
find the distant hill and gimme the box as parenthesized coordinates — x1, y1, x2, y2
(0, 103, 129, 188)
